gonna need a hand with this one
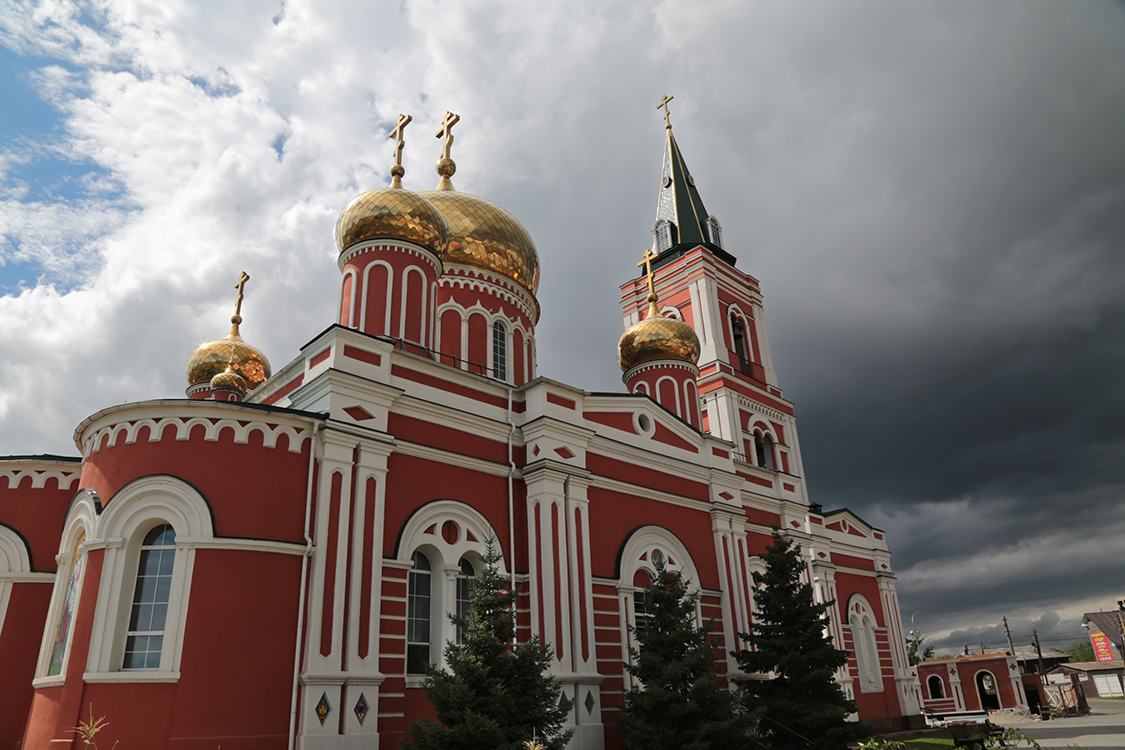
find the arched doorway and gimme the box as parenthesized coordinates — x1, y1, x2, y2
(976, 670, 1000, 710)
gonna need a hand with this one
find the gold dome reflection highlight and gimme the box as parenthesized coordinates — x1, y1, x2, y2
(336, 188, 449, 256)
(617, 315, 701, 372)
(419, 190, 540, 294)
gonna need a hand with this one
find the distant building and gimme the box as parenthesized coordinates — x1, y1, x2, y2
(916, 654, 1028, 716)
(1047, 661, 1125, 698)
(0, 113, 921, 749)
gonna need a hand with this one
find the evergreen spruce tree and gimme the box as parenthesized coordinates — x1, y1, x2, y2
(733, 530, 868, 750)
(401, 541, 573, 750)
(616, 562, 755, 750)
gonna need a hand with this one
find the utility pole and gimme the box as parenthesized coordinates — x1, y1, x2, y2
(1032, 629, 1046, 675)
(1003, 617, 1016, 655)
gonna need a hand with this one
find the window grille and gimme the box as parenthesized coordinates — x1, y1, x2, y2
(123, 524, 177, 669)
(407, 551, 432, 674)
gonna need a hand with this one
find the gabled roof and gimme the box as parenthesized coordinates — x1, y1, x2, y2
(1049, 660, 1124, 674)
(1083, 611, 1125, 649)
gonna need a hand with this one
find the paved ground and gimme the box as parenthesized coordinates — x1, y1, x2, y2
(991, 698, 1125, 748)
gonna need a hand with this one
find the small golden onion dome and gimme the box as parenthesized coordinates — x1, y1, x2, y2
(617, 312, 701, 372)
(186, 316, 272, 392)
(335, 188, 449, 256)
(419, 190, 540, 295)
(209, 367, 247, 395)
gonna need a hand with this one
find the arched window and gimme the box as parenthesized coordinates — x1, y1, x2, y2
(47, 531, 87, 676)
(407, 551, 432, 674)
(706, 215, 723, 248)
(123, 524, 177, 670)
(731, 316, 749, 373)
(653, 219, 673, 253)
(492, 321, 507, 381)
(754, 433, 776, 471)
(396, 501, 503, 678)
(928, 674, 945, 699)
(455, 556, 474, 643)
(847, 595, 882, 693)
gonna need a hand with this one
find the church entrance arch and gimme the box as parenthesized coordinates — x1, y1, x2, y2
(975, 670, 1000, 710)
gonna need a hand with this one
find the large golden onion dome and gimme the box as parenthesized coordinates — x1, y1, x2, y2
(335, 187, 449, 257)
(186, 315, 272, 392)
(617, 310, 701, 372)
(419, 190, 540, 295)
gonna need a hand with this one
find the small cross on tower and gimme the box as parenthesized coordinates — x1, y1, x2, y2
(657, 94, 674, 129)
(234, 271, 250, 318)
(638, 247, 661, 316)
(389, 113, 412, 187)
(435, 111, 460, 161)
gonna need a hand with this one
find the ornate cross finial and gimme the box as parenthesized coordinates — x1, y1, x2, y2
(435, 111, 460, 190)
(436, 111, 460, 159)
(234, 271, 250, 318)
(638, 247, 660, 317)
(389, 113, 412, 188)
(658, 94, 674, 129)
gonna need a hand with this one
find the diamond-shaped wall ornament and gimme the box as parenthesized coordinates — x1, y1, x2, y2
(315, 693, 331, 725)
(584, 690, 596, 715)
(354, 693, 369, 725)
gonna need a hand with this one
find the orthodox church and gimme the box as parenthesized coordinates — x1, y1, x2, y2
(0, 105, 921, 750)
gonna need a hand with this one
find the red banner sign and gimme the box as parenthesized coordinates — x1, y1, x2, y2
(1091, 631, 1115, 662)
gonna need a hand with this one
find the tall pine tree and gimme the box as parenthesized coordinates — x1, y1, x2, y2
(616, 563, 754, 750)
(733, 530, 868, 750)
(401, 541, 573, 750)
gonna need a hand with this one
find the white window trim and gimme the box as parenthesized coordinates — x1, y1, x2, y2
(397, 500, 506, 684)
(84, 476, 213, 681)
(616, 526, 700, 690)
(33, 490, 98, 683)
(847, 594, 883, 693)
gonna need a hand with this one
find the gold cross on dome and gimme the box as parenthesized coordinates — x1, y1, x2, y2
(234, 271, 250, 317)
(435, 111, 460, 160)
(657, 94, 674, 129)
(390, 114, 412, 165)
(638, 247, 660, 313)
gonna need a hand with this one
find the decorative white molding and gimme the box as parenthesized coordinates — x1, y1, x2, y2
(0, 466, 80, 491)
(339, 241, 443, 275)
(82, 415, 313, 457)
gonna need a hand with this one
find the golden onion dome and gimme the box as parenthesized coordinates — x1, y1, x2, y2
(418, 190, 540, 295)
(335, 187, 449, 257)
(209, 367, 247, 395)
(186, 315, 272, 392)
(617, 312, 701, 372)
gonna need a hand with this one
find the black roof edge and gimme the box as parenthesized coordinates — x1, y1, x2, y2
(821, 506, 886, 534)
(651, 241, 738, 272)
(0, 454, 82, 463)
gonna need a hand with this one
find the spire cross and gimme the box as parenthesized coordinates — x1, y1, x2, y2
(638, 247, 660, 316)
(435, 111, 460, 160)
(234, 271, 250, 318)
(657, 94, 674, 129)
(389, 114, 412, 187)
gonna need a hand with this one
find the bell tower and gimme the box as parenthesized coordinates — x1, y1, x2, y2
(618, 100, 805, 494)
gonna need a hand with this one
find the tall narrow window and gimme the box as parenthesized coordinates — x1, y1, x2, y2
(407, 551, 432, 674)
(754, 434, 776, 471)
(47, 532, 87, 676)
(492, 321, 507, 381)
(928, 674, 945, 699)
(456, 557, 474, 643)
(653, 220, 673, 253)
(123, 524, 176, 670)
(731, 317, 749, 373)
(632, 568, 652, 634)
(706, 215, 723, 248)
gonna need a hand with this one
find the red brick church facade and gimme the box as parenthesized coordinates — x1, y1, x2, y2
(0, 114, 920, 749)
